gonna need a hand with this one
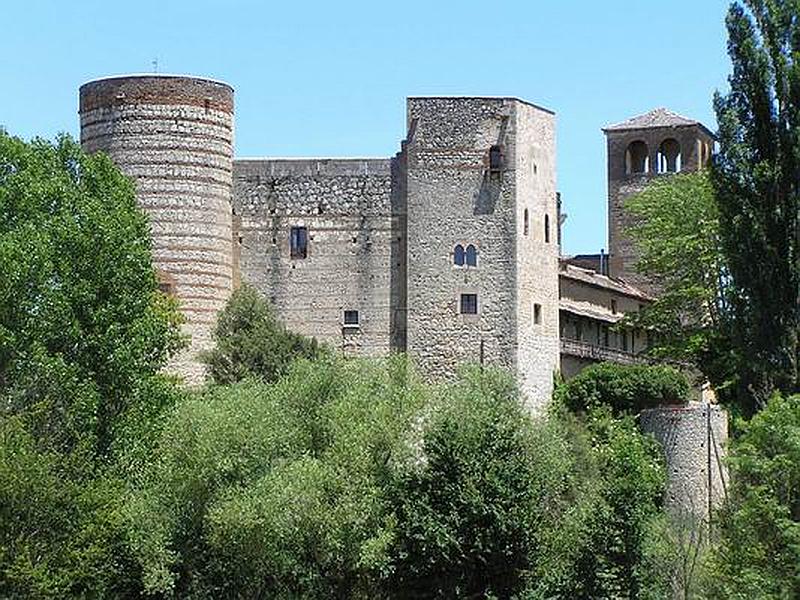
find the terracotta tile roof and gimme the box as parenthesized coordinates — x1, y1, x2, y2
(559, 261, 654, 301)
(603, 108, 703, 132)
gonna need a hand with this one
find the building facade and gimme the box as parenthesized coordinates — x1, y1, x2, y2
(79, 77, 560, 409)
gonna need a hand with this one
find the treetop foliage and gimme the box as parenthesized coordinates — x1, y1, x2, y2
(556, 362, 691, 416)
(712, 0, 800, 407)
(0, 131, 183, 458)
(202, 284, 325, 385)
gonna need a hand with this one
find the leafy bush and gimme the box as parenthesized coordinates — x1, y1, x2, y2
(557, 362, 690, 415)
(387, 367, 587, 598)
(202, 284, 325, 384)
(126, 355, 425, 598)
(125, 358, 670, 599)
(561, 407, 668, 599)
(703, 394, 800, 599)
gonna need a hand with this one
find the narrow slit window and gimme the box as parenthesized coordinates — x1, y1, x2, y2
(290, 226, 308, 259)
(465, 244, 477, 267)
(460, 293, 478, 315)
(534, 303, 542, 324)
(343, 310, 360, 326)
(524, 209, 529, 236)
(544, 214, 550, 243)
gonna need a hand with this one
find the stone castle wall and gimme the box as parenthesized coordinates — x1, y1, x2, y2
(79, 75, 235, 384)
(403, 97, 558, 408)
(514, 101, 560, 411)
(232, 158, 406, 355)
(639, 404, 729, 519)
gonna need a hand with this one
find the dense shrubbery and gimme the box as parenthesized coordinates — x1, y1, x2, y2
(201, 284, 325, 384)
(703, 394, 800, 599)
(123, 356, 669, 599)
(4, 131, 793, 599)
(557, 362, 690, 415)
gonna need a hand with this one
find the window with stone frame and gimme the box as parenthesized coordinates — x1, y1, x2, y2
(460, 293, 478, 315)
(343, 310, 360, 327)
(454, 244, 465, 266)
(290, 226, 308, 259)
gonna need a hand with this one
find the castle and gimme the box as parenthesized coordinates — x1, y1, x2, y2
(78, 74, 727, 514)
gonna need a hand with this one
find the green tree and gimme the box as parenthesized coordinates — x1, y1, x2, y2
(387, 367, 586, 598)
(625, 172, 740, 399)
(563, 407, 668, 600)
(125, 356, 425, 599)
(704, 394, 800, 599)
(202, 284, 324, 385)
(0, 131, 183, 597)
(556, 362, 690, 415)
(0, 131, 183, 457)
(712, 0, 800, 408)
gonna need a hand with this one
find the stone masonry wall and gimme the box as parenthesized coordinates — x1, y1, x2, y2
(80, 75, 235, 384)
(514, 101, 560, 412)
(639, 404, 729, 520)
(404, 97, 558, 408)
(405, 98, 517, 386)
(232, 158, 405, 355)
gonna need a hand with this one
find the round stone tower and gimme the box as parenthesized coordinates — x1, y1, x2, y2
(79, 74, 235, 384)
(639, 404, 728, 521)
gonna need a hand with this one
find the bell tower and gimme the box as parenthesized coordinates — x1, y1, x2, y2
(603, 108, 714, 293)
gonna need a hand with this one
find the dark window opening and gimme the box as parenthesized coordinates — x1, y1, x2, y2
(157, 271, 177, 297)
(290, 226, 308, 259)
(534, 303, 542, 324)
(343, 310, 360, 326)
(625, 141, 649, 175)
(524, 209, 529, 236)
(489, 145, 503, 173)
(454, 244, 465, 266)
(460, 293, 478, 315)
(611, 299, 618, 315)
(465, 244, 477, 267)
(657, 138, 681, 173)
(544, 214, 550, 243)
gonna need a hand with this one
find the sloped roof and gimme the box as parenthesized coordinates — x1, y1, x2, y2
(559, 298, 623, 324)
(559, 261, 654, 301)
(603, 108, 707, 133)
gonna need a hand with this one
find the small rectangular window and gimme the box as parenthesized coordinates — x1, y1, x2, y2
(611, 299, 618, 315)
(290, 226, 308, 259)
(460, 293, 478, 315)
(489, 145, 503, 173)
(533, 303, 542, 324)
(343, 310, 360, 326)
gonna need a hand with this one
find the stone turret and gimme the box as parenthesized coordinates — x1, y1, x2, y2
(80, 74, 235, 384)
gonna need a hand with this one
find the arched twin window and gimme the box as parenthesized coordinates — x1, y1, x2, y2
(454, 244, 478, 267)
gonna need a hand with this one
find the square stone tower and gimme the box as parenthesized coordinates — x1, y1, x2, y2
(403, 97, 560, 411)
(604, 108, 715, 293)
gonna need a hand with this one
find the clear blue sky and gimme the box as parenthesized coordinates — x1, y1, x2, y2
(0, 0, 732, 255)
